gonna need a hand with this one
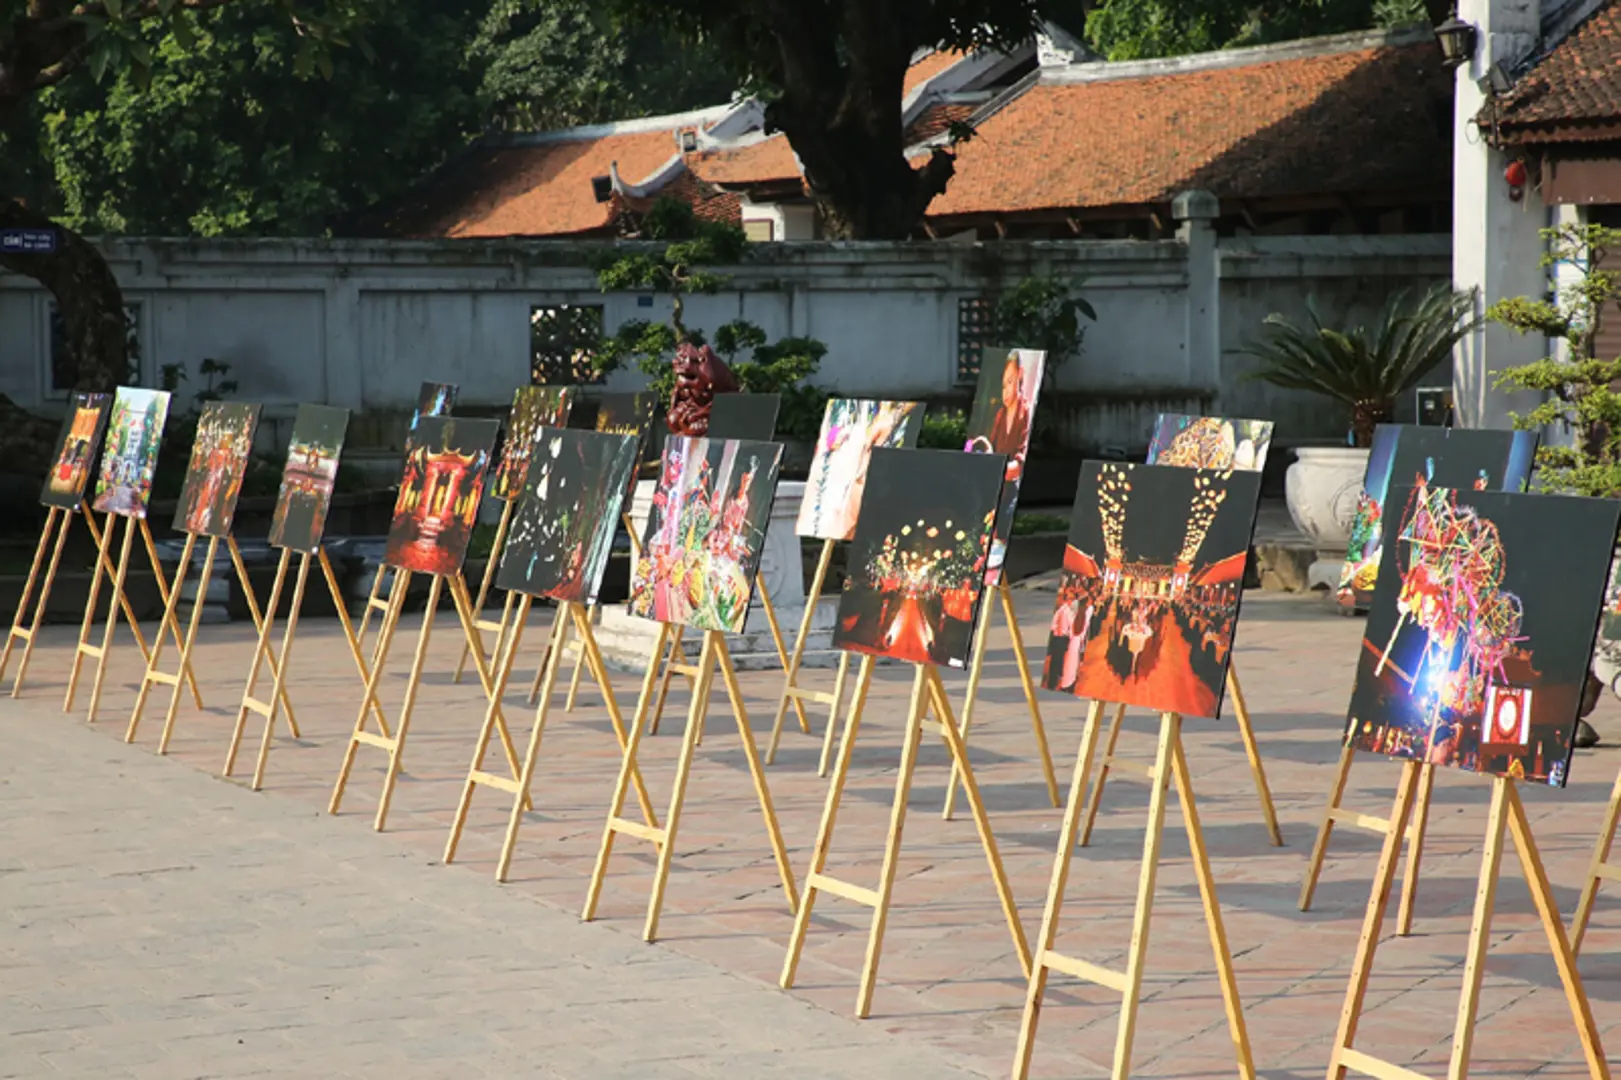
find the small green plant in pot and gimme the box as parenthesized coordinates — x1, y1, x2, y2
(1241, 284, 1480, 447)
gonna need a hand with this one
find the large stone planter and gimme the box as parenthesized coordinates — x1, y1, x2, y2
(1285, 445, 1370, 592)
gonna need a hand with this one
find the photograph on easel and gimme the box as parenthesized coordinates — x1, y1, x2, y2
(708, 393, 781, 442)
(173, 402, 262, 537)
(498, 429, 639, 605)
(91, 387, 172, 519)
(594, 391, 659, 501)
(411, 380, 458, 433)
(627, 435, 783, 633)
(1345, 482, 1620, 787)
(490, 385, 575, 500)
(384, 417, 499, 576)
(1041, 462, 1262, 719)
(268, 405, 350, 553)
(964, 347, 1045, 585)
(1337, 425, 1538, 610)
(1147, 413, 1273, 472)
(833, 448, 1005, 669)
(40, 391, 112, 508)
(797, 398, 924, 541)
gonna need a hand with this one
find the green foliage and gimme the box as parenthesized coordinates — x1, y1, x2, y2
(1083, 0, 1428, 59)
(1241, 284, 1479, 446)
(716, 324, 830, 440)
(1011, 511, 1069, 536)
(991, 275, 1096, 391)
(917, 407, 969, 449)
(1490, 224, 1621, 498)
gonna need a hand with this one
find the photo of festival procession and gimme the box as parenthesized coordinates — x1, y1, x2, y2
(40, 391, 110, 508)
(1147, 413, 1273, 472)
(627, 435, 782, 634)
(267, 405, 350, 554)
(1042, 462, 1262, 719)
(384, 417, 498, 577)
(174, 402, 261, 537)
(491, 385, 574, 500)
(90, 387, 172, 519)
(797, 398, 923, 541)
(1346, 480, 1620, 787)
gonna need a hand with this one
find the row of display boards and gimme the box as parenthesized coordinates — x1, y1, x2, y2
(4, 348, 1620, 1079)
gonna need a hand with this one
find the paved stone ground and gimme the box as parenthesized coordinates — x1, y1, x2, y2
(2, 587, 1619, 1078)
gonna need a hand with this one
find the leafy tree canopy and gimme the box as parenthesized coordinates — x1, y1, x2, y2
(1082, 0, 1433, 60)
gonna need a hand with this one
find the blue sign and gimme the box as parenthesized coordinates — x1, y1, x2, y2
(0, 229, 58, 254)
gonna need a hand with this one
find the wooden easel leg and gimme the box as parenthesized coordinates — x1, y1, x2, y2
(644, 632, 721, 943)
(855, 663, 930, 1018)
(1, 506, 59, 684)
(1080, 701, 1129, 847)
(1325, 760, 1422, 1080)
(225, 547, 292, 779)
(455, 499, 512, 684)
(9, 507, 73, 697)
(495, 601, 569, 883)
(153, 535, 220, 750)
(318, 547, 390, 739)
(766, 538, 834, 763)
(714, 635, 799, 911)
(583, 623, 672, 923)
(1396, 762, 1435, 937)
(140, 520, 204, 709)
(924, 667, 1031, 977)
(1002, 584, 1060, 806)
(1012, 700, 1106, 1080)
(84, 516, 137, 725)
(226, 535, 298, 737)
(563, 626, 587, 711)
(1571, 763, 1621, 955)
(755, 581, 800, 728)
(646, 625, 688, 735)
(1300, 743, 1358, 911)
(1169, 728, 1256, 1079)
(84, 509, 161, 680)
(817, 651, 852, 778)
(374, 574, 440, 832)
(781, 654, 876, 990)
(941, 596, 996, 821)
(249, 552, 310, 791)
(573, 609, 659, 828)
(1449, 776, 1511, 1080)
(125, 532, 199, 744)
(1503, 781, 1612, 1080)
(63, 508, 116, 713)
(357, 563, 387, 650)
(447, 575, 529, 803)
(1226, 663, 1284, 846)
(329, 569, 409, 817)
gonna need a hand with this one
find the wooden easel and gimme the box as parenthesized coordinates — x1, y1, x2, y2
(1300, 749, 1437, 936)
(328, 569, 529, 831)
(63, 514, 205, 724)
(1571, 761, 1621, 955)
(444, 594, 659, 879)
(1327, 761, 1610, 1080)
(1078, 664, 1284, 848)
(123, 533, 298, 751)
(453, 496, 516, 685)
(2, 503, 183, 698)
(764, 537, 853, 775)
(1012, 704, 1254, 1080)
(582, 622, 799, 942)
(549, 511, 640, 712)
(781, 655, 1033, 1017)
(640, 580, 793, 738)
(940, 579, 1061, 818)
(355, 562, 396, 662)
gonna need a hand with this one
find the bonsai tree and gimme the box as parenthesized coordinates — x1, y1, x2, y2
(1241, 284, 1480, 446)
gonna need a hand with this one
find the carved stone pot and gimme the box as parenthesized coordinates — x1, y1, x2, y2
(1285, 445, 1370, 591)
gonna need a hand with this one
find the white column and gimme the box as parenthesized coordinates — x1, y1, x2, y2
(1452, 0, 1549, 429)
(1173, 189, 1221, 391)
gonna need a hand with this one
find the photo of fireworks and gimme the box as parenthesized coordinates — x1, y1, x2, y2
(965, 347, 1045, 585)
(491, 386, 575, 500)
(40, 392, 111, 508)
(1147, 414, 1273, 472)
(91, 387, 172, 519)
(384, 417, 499, 577)
(1041, 462, 1263, 719)
(173, 402, 262, 537)
(268, 405, 350, 553)
(708, 393, 781, 442)
(627, 436, 783, 634)
(412, 381, 458, 433)
(797, 398, 924, 541)
(1337, 426, 1538, 610)
(1345, 483, 1619, 787)
(833, 448, 1005, 669)
(595, 391, 660, 503)
(497, 430, 639, 605)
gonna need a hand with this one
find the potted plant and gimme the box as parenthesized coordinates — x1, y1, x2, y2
(1242, 284, 1479, 584)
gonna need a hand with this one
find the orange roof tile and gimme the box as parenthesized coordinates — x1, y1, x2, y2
(928, 38, 1449, 218)
(687, 135, 802, 187)
(1494, 1, 1621, 142)
(905, 101, 977, 145)
(904, 49, 967, 96)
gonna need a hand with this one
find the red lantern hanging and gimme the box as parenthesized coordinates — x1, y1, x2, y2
(1504, 159, 1528, 201)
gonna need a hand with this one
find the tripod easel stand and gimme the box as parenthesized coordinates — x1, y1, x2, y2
(1079, 663, 1284, 847)
(454, 496, 516, 685)
(2, 503, 183, 698)
(1570, 761, 1621, 955)
(63, 513, 205, 723)
(445, 594, 659, 879)
(583, 621, 799, 942)
(941, 579, 1061, 818)
(328, 569, 529, 830)
(764, 536, 852, 774)
(1012, 704, 1254, 1080)
(124, 533, 299, 751)
(781, 654, 1033, 1018)
(1327, 761, 1610, 1080)
(1300, 747, 1437, 935)
(552, 511, 640, 711)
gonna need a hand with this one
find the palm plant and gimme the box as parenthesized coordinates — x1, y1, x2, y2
(1241, 284, 1480, 447)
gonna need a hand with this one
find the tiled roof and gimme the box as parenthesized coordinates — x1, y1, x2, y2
(928, 34, 1449, 219)
(905, 102, 977, 145)
(613, 169, 742, 228)
(904, 50, 967, 97)
(687, 136, 802, 187)
(1493, 1, 1621, 143)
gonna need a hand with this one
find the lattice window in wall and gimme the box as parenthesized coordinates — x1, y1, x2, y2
(530, 303, 606, 385)
(956, 296, 994, 385)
